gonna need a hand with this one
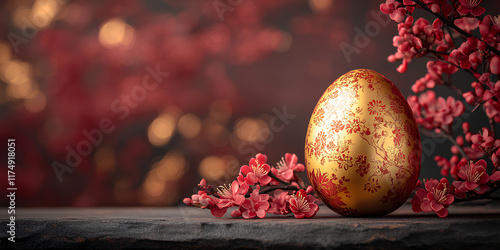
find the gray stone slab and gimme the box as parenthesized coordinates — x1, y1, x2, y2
(1, 201, 500, 249)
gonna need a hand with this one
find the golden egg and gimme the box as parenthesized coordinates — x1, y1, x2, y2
(305, 69, 421, 216)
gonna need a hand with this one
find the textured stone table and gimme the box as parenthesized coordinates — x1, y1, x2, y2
(1, 201, 500, 249)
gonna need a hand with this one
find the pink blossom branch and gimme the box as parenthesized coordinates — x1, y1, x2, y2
(453, 184, 500, 203)
(416, 49, 481, 83)
(411, 0, 500, 56)
(184, 153, 319, 219)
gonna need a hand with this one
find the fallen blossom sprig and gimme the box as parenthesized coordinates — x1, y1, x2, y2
(381, 0, 500, 217)
(183, 153, 319, 219)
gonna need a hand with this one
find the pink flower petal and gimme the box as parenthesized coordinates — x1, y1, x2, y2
(243, 210, 255, 219)
(260, 194, 270, 201)
(282, 170, 294, 181)
(478, 172, 489, 184)
(421, 200, 433, 212)
(183, 198, 193, 206)
(425, 179, 439, 191)
(230, 209, 242, 218)
(490, 171, 500, 181)
(491, 56, 500, 75)
(218, 199, 233, 209)
(293, 212, 305, 219)
(256, 153, 268, 163)
(475, 159, 487, 168)
(246, 173, 258, 185)
(442, 194, 454, 205)
(240, 165, 251, 175)
(260, 175, 272, 186)
(412, 198, 423, 213)
(430, 201, 444, 212)
(465, 181, 478, 191)
(210, 207, 228, 217)
(458, 182, 469, 193)
(198, 178, 207, 189)
(476, 184, 489, 194)
(234, 195, 245, 205)
(416, 188, 428, 199)
(242, 199, 253, 210)
(436, 208, 449, 218)
(471, 6, 485, 16)
(238, 182, 249, 195)
(256, 209, 266, 218)
(231, 180, 239, 195)
(305, 203, 319, 217)
(259, 201, 270, 211)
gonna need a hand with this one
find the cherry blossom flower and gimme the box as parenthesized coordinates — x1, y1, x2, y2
(271, 153, 305, 182)
(240, 189, 270, 219)
(479, 15, 500, 42)
(198, 193, 218, 207)
(484, 99, 500, 121)
(217, 181, 249, 209)
(470, 128, 495, 149)
(453, 160, 490, 194)
(457, 0, 485, 16)
(449, 39, 477, 69)
(380, 0, 407, 23)
(411, 178, 454, 218)
(408, 90, 465, 130)
(267, 189, 290, 215)
(289, 189, 319, 219)
(240, 153, 272, 186)
(186, 192, 228, 217)
(184, 190, 207, 207)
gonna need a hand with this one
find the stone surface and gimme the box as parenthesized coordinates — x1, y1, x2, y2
(1, 201, 500, 249)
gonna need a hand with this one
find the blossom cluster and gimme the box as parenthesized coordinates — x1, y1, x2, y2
(184, 153, 319, 219)
(381, 0, 500, 217)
